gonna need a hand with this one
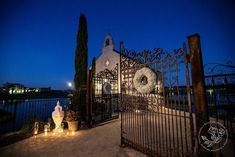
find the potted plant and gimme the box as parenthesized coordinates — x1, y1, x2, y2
(64, 99, 80, 132)
(65, 109, 79, 131)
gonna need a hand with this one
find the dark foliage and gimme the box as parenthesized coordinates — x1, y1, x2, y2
(91, 57, 96, 99)
(73, 13, 88, 116)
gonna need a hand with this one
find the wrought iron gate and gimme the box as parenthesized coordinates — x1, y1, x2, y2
(88, 67, 120, 126)
(120, 43, 195, 156)
(204, 63, 235, 156)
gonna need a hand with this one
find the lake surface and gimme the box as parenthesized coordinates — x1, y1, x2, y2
(0, 98, 69, 133)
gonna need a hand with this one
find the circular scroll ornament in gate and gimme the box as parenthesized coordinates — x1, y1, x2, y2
(133, 67, 156, 94)
(102, 82, 111, 94)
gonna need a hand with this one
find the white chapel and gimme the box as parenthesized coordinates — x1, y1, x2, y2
(94, 33, 121, 94)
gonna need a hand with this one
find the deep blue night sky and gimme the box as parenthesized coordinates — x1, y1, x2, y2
(0, 0, 234, 89)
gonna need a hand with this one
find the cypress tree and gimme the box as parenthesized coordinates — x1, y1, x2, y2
(73, 13, 88, 117)
(91, 57, 96, 98)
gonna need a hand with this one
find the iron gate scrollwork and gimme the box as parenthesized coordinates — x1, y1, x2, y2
(90, 66, 119, 125)
(120, 43, 195, 157)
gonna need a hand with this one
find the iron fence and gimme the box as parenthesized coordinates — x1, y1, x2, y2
(204, 63, 235, 156)
(0, 98, 69, 133)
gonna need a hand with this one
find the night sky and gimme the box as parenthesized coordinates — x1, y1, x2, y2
(0, 0, 234, 89)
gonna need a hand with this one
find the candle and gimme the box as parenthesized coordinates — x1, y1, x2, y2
(71, 131, 75, 135)
(34, 121, 39, 135)
(44, 126, 48, 136)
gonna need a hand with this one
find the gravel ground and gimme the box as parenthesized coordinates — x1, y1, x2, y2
(0, 118, 147, 157)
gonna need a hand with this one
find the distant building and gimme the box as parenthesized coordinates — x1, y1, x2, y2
(2, 82, 51, 94)
(3, 82, 25, 94)
(38, 87, 51, 92)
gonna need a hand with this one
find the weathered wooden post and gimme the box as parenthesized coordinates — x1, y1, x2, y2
(86, 69, 93, 128)
(188, 33, 209, 129)
(188, 34, 210, 156)
(89, 69, 93, 127)
(119, 41, 125, 147)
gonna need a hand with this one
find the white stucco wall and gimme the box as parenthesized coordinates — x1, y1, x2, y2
(95, 49, 120, 74)
(95, 34, 121, 93)
(95, 34, 120, 74)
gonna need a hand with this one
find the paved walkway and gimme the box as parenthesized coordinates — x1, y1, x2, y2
(0, 119, 147, 157)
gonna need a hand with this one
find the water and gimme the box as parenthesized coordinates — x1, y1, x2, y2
(162, 94, 235, 115)
(0, 98, 69, 133)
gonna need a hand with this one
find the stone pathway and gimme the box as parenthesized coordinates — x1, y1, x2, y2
(0, 119, 147, 157)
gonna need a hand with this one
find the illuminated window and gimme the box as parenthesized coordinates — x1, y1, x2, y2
(105, 60, 110, 66)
